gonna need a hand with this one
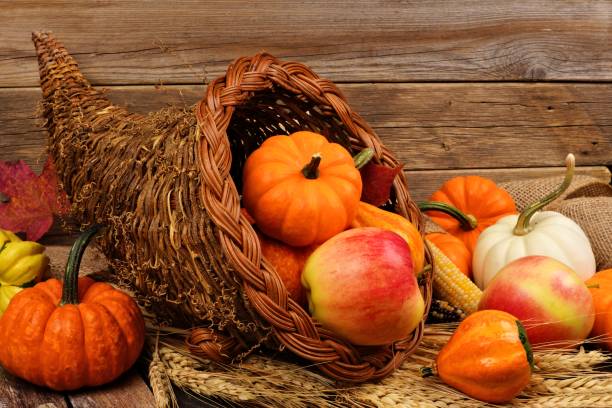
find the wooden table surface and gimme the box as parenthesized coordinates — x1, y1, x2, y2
(1, 1, 611, 407)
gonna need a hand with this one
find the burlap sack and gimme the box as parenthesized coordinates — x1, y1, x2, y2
(501, 175, 612, 270)
(555, 197, 612, 270)
(499, 175, 612, 211)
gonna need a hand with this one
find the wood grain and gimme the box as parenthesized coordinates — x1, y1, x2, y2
(0, 367, 68, 408)
(1, 83, 610, 172)
(67, 371, 155, 408)
(1, 1, 611, 86)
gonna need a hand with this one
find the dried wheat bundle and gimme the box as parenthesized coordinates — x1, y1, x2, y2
(32, 32, 432, 382)
(148, 325, 612, 408)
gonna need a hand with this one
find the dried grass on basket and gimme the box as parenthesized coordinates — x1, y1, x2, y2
(32, 32, 432, 382)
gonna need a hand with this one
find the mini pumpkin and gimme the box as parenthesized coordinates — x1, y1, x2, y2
(242, 131, 362, 247)
(420, 176, 517, 253)
(424, 309, 533, 403)
(0, 226, 145, 391)
(586, 269, 612, 351)
(426, 232, 471, 278)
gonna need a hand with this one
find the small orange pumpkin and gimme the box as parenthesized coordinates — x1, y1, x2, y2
(0, 226, 145, 391)
(428, 309, 532, 403)
(242, 131, 362, 246)
(420, 176, 517, 253)
(426, 232, 472, 278)
(586, 269, 612, 351)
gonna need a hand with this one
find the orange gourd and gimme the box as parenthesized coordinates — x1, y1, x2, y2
(350, 201, 424, 273)
(258, 232, 315, 306)
(426, 232, 472, 278)
(420, 176, 517, 253)
(241, 208, 315, 306)
(242, 131, 362, 247)
(586, 269, 612, 351)
(426, 309, 533, 403)
(0, 227, 145, 391)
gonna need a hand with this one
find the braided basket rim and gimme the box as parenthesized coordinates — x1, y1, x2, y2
(194, 52, 433, 382)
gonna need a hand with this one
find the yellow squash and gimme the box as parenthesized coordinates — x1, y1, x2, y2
(0, 229, 49, 315)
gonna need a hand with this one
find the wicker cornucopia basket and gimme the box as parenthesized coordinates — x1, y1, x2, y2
(32, 32, 432, 382)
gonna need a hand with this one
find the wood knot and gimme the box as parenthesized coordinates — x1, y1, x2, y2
(186, 327, 244, 363)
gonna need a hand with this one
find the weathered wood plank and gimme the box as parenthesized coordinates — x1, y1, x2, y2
(1, 83, 610, 172)
(406, 166, 611, 202)
(0, 367, 68, 408)
(1, 1, 612, 86)
(67, 370, 155, 408)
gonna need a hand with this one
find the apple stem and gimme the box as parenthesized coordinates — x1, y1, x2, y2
(353, 147, 375, 169)
(513, 154, 575, 236)
(418, 201, 478, 231)
(302, 153, 322, 179)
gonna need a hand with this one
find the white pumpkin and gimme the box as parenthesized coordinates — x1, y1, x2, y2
(472, 154, 596, 289)
(473, 211, 596, 288)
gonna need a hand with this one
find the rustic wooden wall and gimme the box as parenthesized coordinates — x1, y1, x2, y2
(1, 1, 610, 202)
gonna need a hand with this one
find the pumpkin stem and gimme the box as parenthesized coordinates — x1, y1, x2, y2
(418, 201, 478, 231)
(353, 148, 375, 169)
(302, 153, 322, 179)
(61, 225, 102, 305)
(516, 320, 535, 370)
(513, 154, 575, 236)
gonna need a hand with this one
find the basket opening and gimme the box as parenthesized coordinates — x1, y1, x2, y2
(227, 88, 355, 192)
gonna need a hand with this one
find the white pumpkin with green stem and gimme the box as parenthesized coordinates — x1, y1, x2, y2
(473, 154, 596, 289)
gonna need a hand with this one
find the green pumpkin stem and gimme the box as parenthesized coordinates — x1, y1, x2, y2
(418, 201, 478, 231)
(353, 147, 375, 169)
(302, 153, 322, 179)
(513, 154, 575, 236)
(516, 320, 535, 370)
(61, 225, 102, 305)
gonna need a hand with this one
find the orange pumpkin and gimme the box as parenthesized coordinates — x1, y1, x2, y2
(426, 232, 472, 278)
(421, 176, 517, 253)
(258, 232, 315, 306)
(242, 131, 362, 246)
(430, 309, 532, 403)
(586, 269, 612, 351)
(0, 227, 145, 391)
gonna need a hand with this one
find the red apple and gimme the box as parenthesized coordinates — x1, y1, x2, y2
(301, 227, 425, 346)
(478, 255, 594, 348)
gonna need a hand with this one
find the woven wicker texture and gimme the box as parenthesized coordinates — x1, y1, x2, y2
(32, 32, 432, 382)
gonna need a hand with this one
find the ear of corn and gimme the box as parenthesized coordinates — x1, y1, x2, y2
(427, 299, 467, 323)
(427, 240, 482, 315)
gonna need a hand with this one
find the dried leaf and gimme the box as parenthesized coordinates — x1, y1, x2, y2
(360, 162, 404, 207)
(0, 157, 70, 241)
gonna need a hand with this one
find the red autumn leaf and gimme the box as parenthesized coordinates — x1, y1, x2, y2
(0, 157, 70, 241)
(360, 162, 404, 207)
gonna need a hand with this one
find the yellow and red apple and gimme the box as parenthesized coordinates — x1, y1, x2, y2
(301, 227, 425, 346)
(478, 255, 594, 348)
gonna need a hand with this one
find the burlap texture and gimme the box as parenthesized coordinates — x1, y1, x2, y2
(499, 175, 612, 212)
(501, 175, 612, 270)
